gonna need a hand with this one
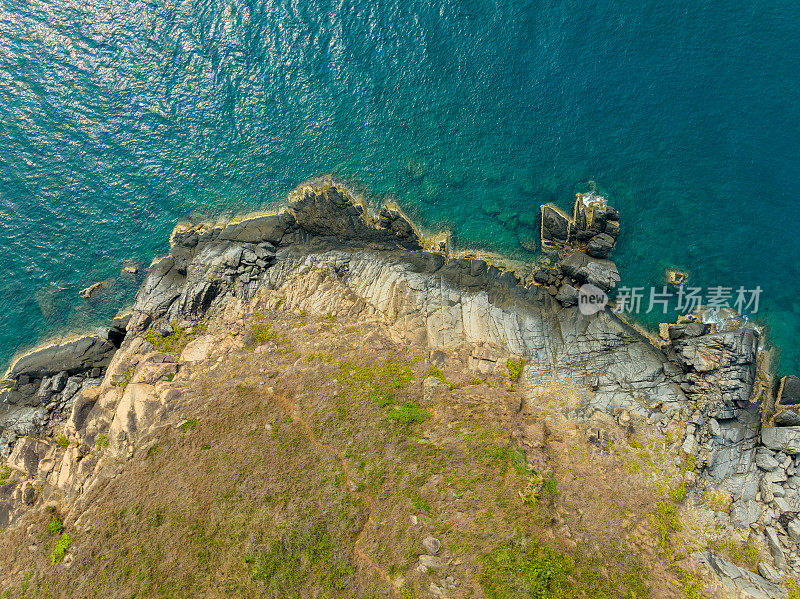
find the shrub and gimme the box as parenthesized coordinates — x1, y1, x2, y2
(179, 419, 198, 432)
(507, 359, 526, 381)
(145, 321, 205, 354)
(95, 434, 109, 450)
(118, 366, 136, 390)
(47, 518, 64, 535)
(50, 533, 72, 564)
(145, 323, 185, 353)
(0, 465, 11, 484)
(249, 323, 277, 345)
(388, 402, 430, 429)
(57, 436, 70, 448)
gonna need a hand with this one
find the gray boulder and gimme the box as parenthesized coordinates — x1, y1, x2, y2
(585, 233, 616, 259)
(554, 284, 580, 307)
(730, 500, 762, 529)
(762, 427, 800, 455)
(756, 449, 780, 472)
(560, 251, 620, 292)
(788, 517, 800, 543)
(422, 536, 441, 554)
(775, 409, 800, 427)
(765, 526, 788, 571)
(778, 376, 800, 407)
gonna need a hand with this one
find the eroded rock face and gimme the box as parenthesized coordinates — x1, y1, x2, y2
(536, 192, 622, 305)
(659, 322, 763, 502)
(2, 178, 798, 591)
(693, 550, 786, 599)
(0, 315, 130, 444)
(7, 437, 55, 477)
(762, 428, 800, 455)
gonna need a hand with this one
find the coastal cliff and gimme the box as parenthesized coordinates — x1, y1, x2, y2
(0, 178, 798, 598)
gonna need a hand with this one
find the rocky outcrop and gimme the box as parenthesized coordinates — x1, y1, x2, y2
(539, 191, 620, 254)
(663, 323, 761, 494)
(693, 550, 786, 598)
(535, 192, 622, 305)
(1, 177, 799, 593)
(0, 315, 130, 456)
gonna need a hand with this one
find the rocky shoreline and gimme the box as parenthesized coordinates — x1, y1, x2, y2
(1, 177, 800, 597)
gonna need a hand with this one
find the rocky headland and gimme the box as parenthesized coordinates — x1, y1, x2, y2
(0, 178, 798, 598)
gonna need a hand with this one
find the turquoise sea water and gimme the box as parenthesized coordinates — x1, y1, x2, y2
(1, 1, 799, 373)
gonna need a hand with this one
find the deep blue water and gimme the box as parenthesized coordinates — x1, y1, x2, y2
(1, 0, 799, 373)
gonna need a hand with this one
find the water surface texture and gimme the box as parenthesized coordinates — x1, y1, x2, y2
(1, 0, 799, 372)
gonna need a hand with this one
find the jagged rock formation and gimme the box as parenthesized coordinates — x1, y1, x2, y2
(0, 316, 129, 457)
(535, 192, 621, 305)
(0, 177, 797, 597)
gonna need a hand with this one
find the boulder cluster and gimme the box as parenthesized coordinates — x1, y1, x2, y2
(534, 192, 621, 305)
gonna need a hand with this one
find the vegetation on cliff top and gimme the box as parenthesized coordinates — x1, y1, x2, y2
(0, 311, 700, 598)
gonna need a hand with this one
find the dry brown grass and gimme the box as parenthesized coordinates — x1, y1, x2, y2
(0, 310, 685, 598)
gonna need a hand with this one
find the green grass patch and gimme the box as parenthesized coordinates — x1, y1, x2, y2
(0, 465, 11, 484)
(306, 352, 333, 362)
(785, 577, 800, 599)
(652, 484, 686, 551)
(245, 524, 354, 595)
(387, 402, 430, 430)
(481, 541, 570, 598)
(47, 517, 64, 535)
(50, 532, 72, 564)
(706, 537, 760, 570)
(507, 358, 527, 381)
(426, 365, 452, 387)
(179, 419, 198, 432)
(481, 539, 650, 599)
(145, 321, 205, 354)
(336, 359, 414, 408)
